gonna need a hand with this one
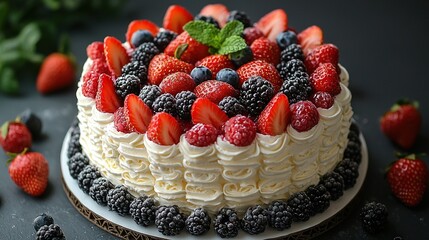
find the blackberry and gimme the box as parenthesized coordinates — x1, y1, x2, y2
(278, 59, 307, 80)
(152, 93, 177, 116)
(279, 44, 304, 62)
(67, 133, 82, 159)
(107, 185, 134, 216)
(153, 30, 177, 51)
(130, 196, 157, 226)
(360, 202, 388, 233)
(279, 74, 312, 104)
(194, 14, 220, 28)
(70, 117, 80, 133)
(305, 185, 331, 214)
(239, 76, 274, 116)
(214, 208, 240, 238)
(348, 130, 362, 147)
(185, 208, 211, 236)
(343, 140, 362, 164)
(18, 109, 42, 138)
(155, 205, 186, 236)
(334, 158, 359, 189)
(320, 172, 345, 201)
(132, 42, 159, 66)
(115, 75, 141, 100)
(77, 165, 101, 194)
(138, 85, 162, 109)
(227, 10, 251, 28)
(267, 200, 293, 231)
(89, 177, 113, 205)
(36, 224, 65, 240)
(33, 213, 54, 231)
(350, 121, 360, 135)
(121, 61, 148, 84)
(68, 152, 89, 179)
(287, 192, 313, 222)
(176, 91, 196, 121)
(241, 205, 268, 234)
(219, 96, 248, 117)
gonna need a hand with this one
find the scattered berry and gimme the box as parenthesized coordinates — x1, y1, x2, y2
(254, 9, 288, 41)
(305, 184, 331, 214)
(216, 68, 239, 88)
(190, 66, 213, 85)
(214, 208, 240, 238)
(360, 202, 388, 233)
(130, 196, 157, 226)
(107, 185, 135, 216)
(155, 205, 186, 236)
(77, 165, 101, 194)
(36, 224, 65, 240)
(237, 60, 283, 92)
(191, 98, 229, 129)
(305, 43, 339, 74)
(138, 85, 162, 109)
(257, 93, 290, 136)
(185, 208, 211, 236)
(194, 80, 237, 104)
(185, 123, 218, 147)
(334, 158, 360, 190)
(310, 63, 341, 96)
(68, 152, 89, 179)
(241, 205, 268, 235)
(131, 30, 154, 48)
(229, 46, 253, 67)
(218, 96, 248, 117)
(250, 37, 281, 65)
(196, 54, 234, 77)
(267, 200, 293, 231)
(310, 91, 334, 109)
(297, 25, 323, 56)
(163, 4, 194, 34)
(153, 30, 177, 51)
(148, 54, 193, 85)
(287, 192, 313, 222)
(36, 53, 75, 94)
(290, 100, 319, 132)
(276, 30, 298, 50)
(320, 171, 344, 200)
(89, 177, 113, 205)
(159, 72, 196, 96)
(104, 36, 130, 78)
(33, 213, 54, 231)
(239, 76, 275, 116)
(0, 121, 32, 154)
(152, 93, 177, 116)
(147, 112, 182, 145)
(176, 91, 197, 121)
(132, 42, 160, 66)
(96, 74, 122, 113)
(224, 115, 257, 146)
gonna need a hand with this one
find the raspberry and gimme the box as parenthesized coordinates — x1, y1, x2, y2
(185, 123, 218, 147)
(114, 107, 132, 133)
(310, 91, 334, 109)
(310, 63, 341, 96)
(86, 41, 104, 60)
(290, 100, 319, 132)
(224, 115, 256, 146)
(243, 27, 264, 45)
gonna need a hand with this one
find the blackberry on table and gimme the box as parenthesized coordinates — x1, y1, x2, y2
(155, 205, 186, 236)
(360, 202, 388, 233)
(77, 165, 101, 194)
(138, 85, 162, 109)
(185, 208, 211, 236)
(214, 208, 240, 238)
(130, 196, 157, 226)
(279, 74, 312, 104)
(343, 140, 362, 164)
(219, 96, 248, 117)
(335, 158, 359, 189)
(153, 30, 177, 51)
(152, 93, 177, 116)
(18, 109, 42, 138)
(241, 205, 268, 235)
(287, 192, 313, 222)
(107, 185, 135, 216)
(280, 43, 304, 63)
(36, 224, 65, 240)
(67, 133, 82, 159)
(267, 200, 293, 231)
(194, 14, 220, 28)
(227, 10, 251, 28)
(239, 76, 274, 116)
(121, 61, 148, 84)
(132, 42, 159, 66)
(33, 213, 54, 231)
(89, 177, 113, 205)
(68, 152, 89, 179)
(320, 172, 345, 201)
(305, 184, 331, 214)
(115, 75, 141, 100)
(176, 91, 196, 121)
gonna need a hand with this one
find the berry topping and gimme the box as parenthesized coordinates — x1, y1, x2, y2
(147, 112, 182, 145)
(277, 58, 307, 81)
(218, 96, 248, 117)
(159, 72, 196, 96)
(287, 192, 313, 222)
(239, 76, 275, 116)
(176, 91, 197, 121)
(227, 10, 251, 28)
(132, 42, 160, 66)
(113, 107, 132, 133)
(121, 61, 148, 84)
(185, 208, 211, 236)
(267, 200, 293, 231)
(0, 121, 32, 154)
(216, 68, 239, 88)
(155, 205, 186, 236)
(164, 31, 210, 64)
(276, 30, 298, 50)
(255, 9, 288, 42)
(241, 205, 268, 234)
(305, 43, 339, 74)
(107, 185, 135, 216)
(147, 54, 193, 85)
(229, 46, 254, 67)
(360, 202, 388, 234)
(86, 41, 105, 60)
(194, 15, 220, 28)
(199, 4, 229, 27)
(82, 59, 110, 99)
(278, 75, 312, 105)
(305, 184, 331, 214)
(196, 54, 234, 77)
(310, 91, 334, 109)
(214, 208, 240, 238)
(163, 5, 193, 34)
(124, 94, 153, 134)
(224, 115, 256, 146)
(280, 43, 304, 63)
(237, 60, 283, 92)
(104, 36, 130, 78)
(243, 27, 264, 46)
(310, 63, 341, 96)
(152, 93, 177, 116)
(185, 123, 218, 147)
(131, 30, 154, 48)
(68, 152, 89, 179)
(138, 85, 162, 109)
(114, 74, 141, 100)
(89, 177, 113, 206)
(290, 100, 319, 132)
(194, 80, 237, 104)
(33, 213, 54, 231)
(125, 19, 159, 44)
(190, 66, 213, 85)
(191, 98, 229, 129)
(297, 25, 323, 56)
(250, 37, 281, 65)
(95, 74, 122, 113)
(153, 30, 177, 52)
(77, 165, 101, 194)
(257, 93, 290, 136)
(130, 196, 157, 227)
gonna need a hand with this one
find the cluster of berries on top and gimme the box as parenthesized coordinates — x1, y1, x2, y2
(81, 3, 342, 148)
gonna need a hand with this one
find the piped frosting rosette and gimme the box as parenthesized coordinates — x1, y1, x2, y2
(336, 83, 353, 152)
(339, 64, 349, 87)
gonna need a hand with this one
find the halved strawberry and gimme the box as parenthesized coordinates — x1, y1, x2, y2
(125, 20, 159, 44)
(196, 55, 234, 76)
(164, 31, 210, 64)
(95, 74, 122, 113)
(199, 4, 229, 27)
(236, 60, 283, 92)
(123, 94, 153, 134)
(297, 25, 324, 56)
(191, 98, 229, 129)
(254, 9, 288, 42)
(163, 5, 193, 34)
(257, 93, 290, 136)
(159, 72, 196, 96)
(148, 54, 194, 85)
(194, 80, 237, 104)
(104, 36, 130, 78)
(147, 112, 182, 145)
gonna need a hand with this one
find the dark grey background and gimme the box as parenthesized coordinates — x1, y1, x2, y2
(1, 0, 428, 239)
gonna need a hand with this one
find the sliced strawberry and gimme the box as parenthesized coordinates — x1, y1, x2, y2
(159, 72, 196, 96)
(236, 60, 283, 92)
(104, 36, 130, 78)
(196, 55, 234, 76)
(297, 25, 324, 56)
(194, 80, 237, 104)
(125, 20, 159, 44)
(191, 98, 229, 129)
(163, 5, 193, 34)
(254, 9, 288, 42)
(114, 107, 132, 133)
(257, 93, 290, 136)
(199, 4, 229, 27)
(148, 53, 194, 85)
(164, 31, 210, 64)
(123, 94, 153, 134)
(147, 112, 182, 145)
(95, 74, 122, 113)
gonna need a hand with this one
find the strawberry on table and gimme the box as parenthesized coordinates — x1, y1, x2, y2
(191, 98, 229, 129)
(0, 121, 32, 154)
(250, 37, 281, 65)
(236, 60, 283, 92)
(196, 55, 234, 77)
(36, 53, 75, 95)
(164, 31, 210, 64)
(126, 19, 159, 45)
(124, 94, 153, 134)
(257, 93, 290, 136)
(147, 54, 194, 85)
(305, 43, 339, 74)
(95, 74, 122, 113)
(147, 112, 182, 145)
(297, 25, 323, 56)
(159, 72, 196, 96)
(194, 80, 237, 104)
(104, 36, 130, 78)
(254, 9, 288, 42)
(224, 115, 256, 146)
(163, 5, 194, 34)
(199, 4, 230, 27)
(310, 63, 341, 96)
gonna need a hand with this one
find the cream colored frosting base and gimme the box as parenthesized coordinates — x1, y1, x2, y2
(76, 59, 353, 213)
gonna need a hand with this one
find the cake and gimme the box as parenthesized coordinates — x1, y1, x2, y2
(70, 3, 361, 237)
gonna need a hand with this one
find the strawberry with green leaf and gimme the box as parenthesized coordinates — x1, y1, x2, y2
(0, 121, 32, 154)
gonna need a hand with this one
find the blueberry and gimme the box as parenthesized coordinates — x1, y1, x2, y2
(229, 46, 253, 67)
(19, 109, 42, 138)
(131, 30, 154, 48)
(190, 66, 212, 85)
(216, 68, 239, 88)
(276, 30, 298, 50)
(33, 213, 54, 231)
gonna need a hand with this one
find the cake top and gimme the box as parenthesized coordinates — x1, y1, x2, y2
(81, 4, 341, 147)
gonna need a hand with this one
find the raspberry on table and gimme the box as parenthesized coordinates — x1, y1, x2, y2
(185, 208, 211, 236)
(214, 208, 240, 238)
(114, 74, 141, 100)
(185, 123, 218, 147)
(241, 205, 268, 234)
(224, 115, 257, 146)
(290, 100, 319, 132)
(138, 85, 162, 109)
(360, 202, 388, 233)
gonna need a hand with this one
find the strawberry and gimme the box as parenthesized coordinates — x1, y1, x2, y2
(290, 100, 319, 132)
(380, 100, 421, 149)
(147, 112, 182, 145)
(163, 5, 193, 34)
(250, 37, 281, 65)
(257, 93, 290, 136)
(185, 123, 218, 147)
(0, 122, 32, 153)
(114, 107, 132, 133)
(125, 19, 159, 45)
(104, 36, 130, 78)
(236, 60, 283, 92)
(147, 54, 194, 85)
(194, 80, 237, 104)
(159, 72, 196, 96)
(82, 59, 110, 99)
(86, 41, 105, 60)
(8, 152, 49, 197)
(164, 31, 210, 64)
(36, 53, 75, 94)
(196, 55, 234, 76)
(95, 74, 122, 113)
(305, 43, 339, 74)
(124, 94, 153, 134)
(199, 4, 230, 27)
(224, 115, 256, 146)
(387, 154, 428, 206)
(243, 27, 264, 45)
(191, 98, 229, 129)
(254, 9, 288, 42)
(297, 25, 324, 56)
(310, 63, 341, 96)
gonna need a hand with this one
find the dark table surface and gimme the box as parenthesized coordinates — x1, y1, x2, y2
(1, 0, 429, 239)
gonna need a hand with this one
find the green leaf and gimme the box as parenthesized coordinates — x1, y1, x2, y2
(43, 0, 61, 10)
(1, 121, 9, 139)
(183, 21, 220, 47)
(218, 36, 247, 55)
(219, 21, 244, 43)
(0, 67, 19, 95)
(174, 43, 188, 60)
(18, 23, 41, 54)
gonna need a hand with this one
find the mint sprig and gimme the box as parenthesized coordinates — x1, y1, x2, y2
(183, 20, 247, 55)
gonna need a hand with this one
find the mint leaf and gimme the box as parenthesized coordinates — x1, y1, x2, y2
(1, 121, 9, 139)
(183, 21, 220, 47)
(218, 36, 247, 55)
(174, 43, 188, 60)
(0, 67, 19, 95)
(219, 21, 244, 43)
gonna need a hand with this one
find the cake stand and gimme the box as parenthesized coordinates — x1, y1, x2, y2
(61, 129, 368, 240)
